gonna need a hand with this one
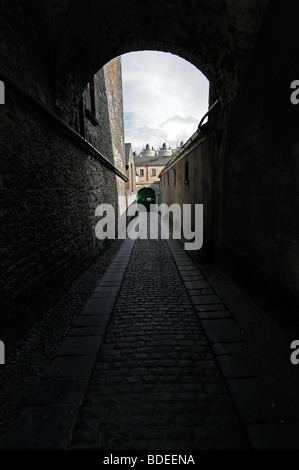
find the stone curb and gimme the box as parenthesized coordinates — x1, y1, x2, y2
(166, 238, 299, 450)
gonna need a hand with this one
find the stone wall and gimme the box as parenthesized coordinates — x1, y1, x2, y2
(161, 133, 216, 260)
(0, 58, 126, 332)
(161, 1, 299, 314)
(217, 1, 299, 314)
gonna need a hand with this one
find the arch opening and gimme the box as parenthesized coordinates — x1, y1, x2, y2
(137, 187, 156, 211)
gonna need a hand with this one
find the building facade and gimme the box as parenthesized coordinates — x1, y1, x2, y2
(160, 123, 215, 260)
(134, 143, 180, 205)
(125, 143, 137, 207)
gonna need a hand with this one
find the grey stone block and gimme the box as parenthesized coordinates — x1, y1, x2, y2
(102, 272, 124, 282)
(195, 304, 227, 312)
(176, 265, 196, 270)
(216, 350, 263, 378)
(197, 310, 231, 320)
(184, 280, 207, 289)
(73, 315, 110, 327)
(81, 298, 115, 315)
(246, 421, 299, 450)
(28, 378, 88, 405)
(188, 280, 210, 290)
(201, 319, 246, 343)
(69, 326, 107, 336)
(91, 292, 118, 301)
(190, 294, 222, 305)
(227, 377, 299, 423)
(98, 281, 122, 287)
(6, 405, 78, 450)
(57, 336, 102, 356)
(181, 275, 204, 282)
(43, 355, 97, 379)
(94, 286, 120, 293)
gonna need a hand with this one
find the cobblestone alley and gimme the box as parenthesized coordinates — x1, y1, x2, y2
(2, 213, 299, 451)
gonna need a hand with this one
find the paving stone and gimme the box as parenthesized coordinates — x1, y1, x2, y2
(105, 266, 127, 271)
(188, 280, 210, 289)
(94, 286, 120, 293)
(166, 427, 194, 441)
(28, 378, 88, 405)
(212, 342, 267, 378)
(175, 265, 197, 270)
(132, 428, 164, 440)
(43, 355, 97, 379)
(200, 288, 214, 295)
(184, 280, 210, 289)
(190, 294, 222, 305)
(57, 336, 102, 356)
(201, 319, 246, 343)
(226, 377, 299, 423)
(181, 276, 204, 282)
(6, 406, 78, 450)
(74, 315, 110, 327)
(186, 289, 202, 295)
(69, 326, 107, 336)
(195, 304, 227, 312)
(246, 422, 299, 450)
(101, 272, 125, 282)
(98, 281, 122, 287)
(216, 352, 262, 378)
(179, 270, 201, 276)
(197, 310, 231, 320)
(90, 292, 118, 300)
(81, 298, 115, 315)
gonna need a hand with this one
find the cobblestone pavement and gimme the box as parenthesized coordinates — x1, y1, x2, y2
(5, 213, 299, 450)
(68, 215, 249, 450)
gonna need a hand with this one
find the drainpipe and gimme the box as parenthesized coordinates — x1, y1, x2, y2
(197, 99, 219, 132)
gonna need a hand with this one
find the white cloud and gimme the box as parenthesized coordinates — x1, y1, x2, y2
(121, 51, 209, 153)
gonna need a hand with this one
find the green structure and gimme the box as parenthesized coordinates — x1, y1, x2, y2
(137, 188, 156, 211)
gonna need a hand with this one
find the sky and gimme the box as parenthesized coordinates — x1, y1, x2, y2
(121, 51, 209, 155)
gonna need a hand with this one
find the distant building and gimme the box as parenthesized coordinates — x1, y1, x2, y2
(134, 143, 180, 205)
(125, 143, 137, 206)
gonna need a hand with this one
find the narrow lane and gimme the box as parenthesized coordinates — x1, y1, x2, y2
(69, 213, 249, 450)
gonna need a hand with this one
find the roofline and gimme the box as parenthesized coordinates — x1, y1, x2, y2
(159, 130, 210, 177)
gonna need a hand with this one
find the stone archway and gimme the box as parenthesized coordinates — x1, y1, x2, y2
(2, 0, 298, 319)
(136, 183, 160, 206)
(12, 1, 270, 117)
(137, 187, 156, 211)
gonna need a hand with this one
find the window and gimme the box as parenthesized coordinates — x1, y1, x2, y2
(185, 162, 189, 184)
(84, 76, 98, 125)
(140, 169, 144, 176)
(174, 169, 176, 185)
(78, 97, 85, 138)
(152, 169, 156, 176)
(85, 78, 96, 114)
